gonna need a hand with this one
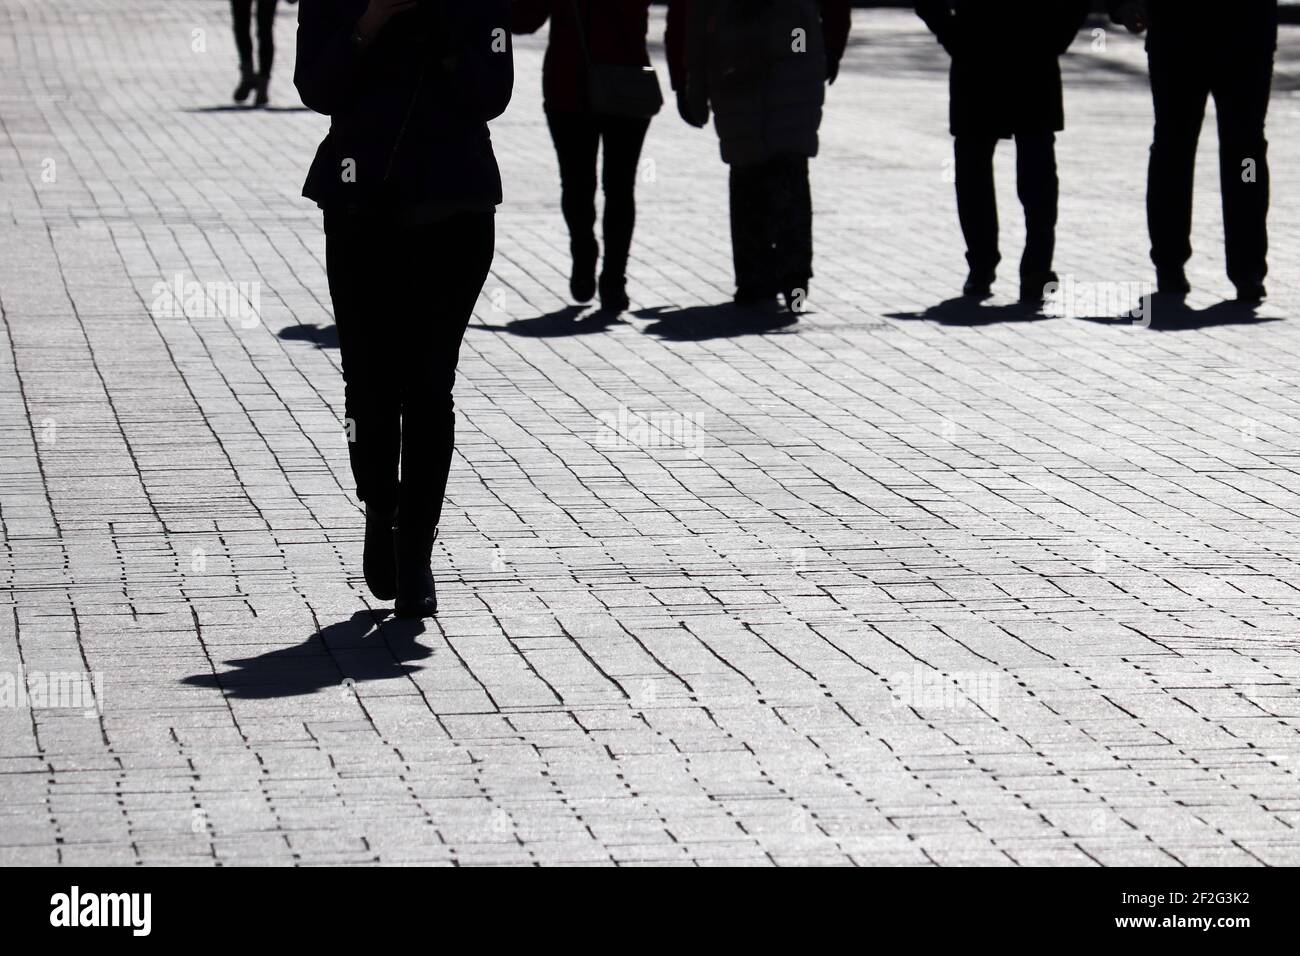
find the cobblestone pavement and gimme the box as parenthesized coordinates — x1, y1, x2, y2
(3, 0, 1300, 866)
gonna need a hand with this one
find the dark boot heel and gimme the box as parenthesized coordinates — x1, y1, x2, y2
(394, 524, 438, 619)
(598, 273, 629, 313)
(233, 66, 255, 104)
(570, 240, 598, 304)
(363, 504, 397, 601)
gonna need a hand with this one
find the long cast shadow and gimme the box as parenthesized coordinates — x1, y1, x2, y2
(279, 323, 338, 348)
(181, 609, 430, 699)
(184, 105, 312, 114)
(1076, 298, 1283, 331)
(473, 304, 623, 338)
(635, 302, 799, 341)
(886, 297, 1054, 326)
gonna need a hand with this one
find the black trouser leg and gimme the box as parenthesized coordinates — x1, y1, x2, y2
(953, 134, 1001, 274)
(394, 213, 496, 536)
(324, 210, 495, 536)
(255, 0, 278, 78)
(1213, 55, 1273, 287)
(769, 154, 814, 295)
(230, 0, 254, 71)
(729, 160, 776, 299)
(546, 110, 601, 267)
(1015, 132, 1059, 278)
(1147, 49, 1209, 277)
(325, 210, 402, 510)
(596, 114, 651, 284)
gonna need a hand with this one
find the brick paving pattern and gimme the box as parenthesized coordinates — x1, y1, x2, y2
(2, 0, 1300, 866)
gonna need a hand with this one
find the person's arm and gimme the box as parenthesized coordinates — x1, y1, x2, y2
(820, 0, 851, 84)
(446, 0, 515, 122)
(295, 0, 416, 115)
(915, 0, 957, 54)
(668, 0, 710, 127)
(510, 0, 550, 35)
(666, 0, 689, 93)
(1057, 0, 1091, 54)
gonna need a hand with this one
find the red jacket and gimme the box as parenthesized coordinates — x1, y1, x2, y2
(666, 0, 851, 92)
(512, 0, 654, 113)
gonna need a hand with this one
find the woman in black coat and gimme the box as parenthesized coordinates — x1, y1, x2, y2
(917, 0, 1089, 304)
(512, 0, 658, 313)
(296, 0, 513, 617)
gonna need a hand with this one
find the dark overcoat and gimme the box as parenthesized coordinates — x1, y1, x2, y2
(917, 0, 1090, 139)
(1107, 0, 1278, 56)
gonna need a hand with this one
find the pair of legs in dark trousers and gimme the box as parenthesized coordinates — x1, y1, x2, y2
(325, 208, 495, 608)
(953, 132, 1058, 289)
(545, 110, 650, 308)
(1147, 47, 1273, 292)
(231, 0, 277, 78)
(729, 153, 813, 306)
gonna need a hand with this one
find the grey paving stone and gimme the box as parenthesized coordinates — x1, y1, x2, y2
(1, 0, 1299, 866)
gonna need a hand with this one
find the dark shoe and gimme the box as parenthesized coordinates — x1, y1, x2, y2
(963, 268, 995, 299)
(1019, 271, 1059, 307)
(233, 68, 255, 104)
(253, 75, 269, 108)
(363, 503, 397, 601)
(570, 241, 598, 303)
(598, 273, 629, 313)
(394, 523, 438, 619)
(734, 285, 778, 309)
(1234, 280, 1267, 305)
(1156, 268, 1191, 297)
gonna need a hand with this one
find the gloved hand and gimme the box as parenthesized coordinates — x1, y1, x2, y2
(937, 23, 962, 57)
(677, 88, 707, 128)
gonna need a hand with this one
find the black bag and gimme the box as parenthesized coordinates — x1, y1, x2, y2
(570, 0, 663, 118)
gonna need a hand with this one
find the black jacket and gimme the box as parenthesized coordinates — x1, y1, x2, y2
(917, 0, 1090, 138)
(668, 0, 851, 166)
(1107, 0, 1278, 55)
(296, 0, 514, 215)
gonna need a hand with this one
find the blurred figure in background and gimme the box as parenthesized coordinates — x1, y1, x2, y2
(1111, 0, 1278, 304)
(917, 0, 1089, 305)
(231, 0, 296, 107)
(512, 0, 661, 313)
(668, 0, 850, 313)
(296, 0, 513, 617)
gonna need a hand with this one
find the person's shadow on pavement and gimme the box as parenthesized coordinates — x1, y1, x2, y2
(635, 302, 799, 341)
(183, 105, 312, 114)
(473, 304, 624, 338)
(885, 297, 1054, 326)
(181, 609, 429, 699)
(279, 323, 339, 348)
(1076, 297, 1283, 331)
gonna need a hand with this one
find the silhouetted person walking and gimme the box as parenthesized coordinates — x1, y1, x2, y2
(296, 0, 513, 617)
(512, 1, 662, 313)
(668, 0, 850, 312)
(917, 0, 1089, 304)
(1111, 0, 1277, 303)
(232, 0, 295, 107)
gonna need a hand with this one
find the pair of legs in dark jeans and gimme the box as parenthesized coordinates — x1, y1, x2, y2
(545, 110, 650, 310)
(230, 0, 277, 104)
(325, 208, 495, 614)
(1148, 47, 1272, 296)
(729, 153, 813, 308)
(953, 132, 1058, 299)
